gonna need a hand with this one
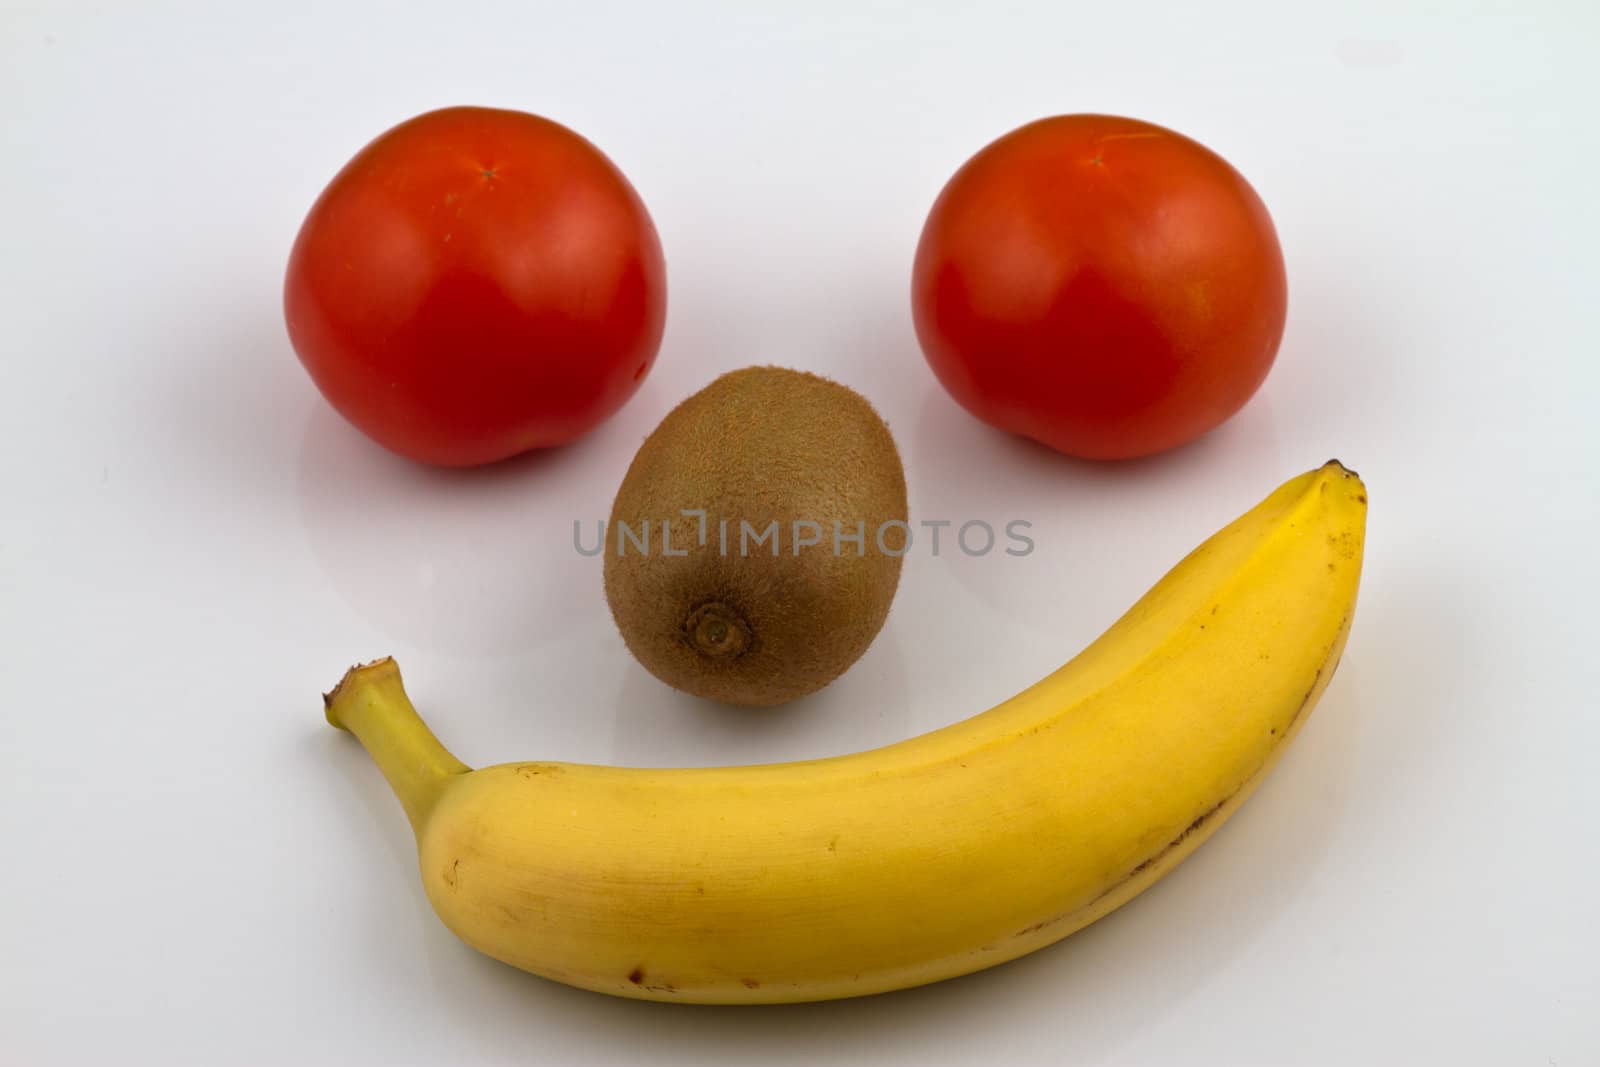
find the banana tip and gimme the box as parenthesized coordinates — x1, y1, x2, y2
(1322, 458, 1360, 480)
(324, 657, 400, 730)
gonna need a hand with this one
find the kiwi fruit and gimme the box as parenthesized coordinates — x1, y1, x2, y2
(603, 366, 908, 707)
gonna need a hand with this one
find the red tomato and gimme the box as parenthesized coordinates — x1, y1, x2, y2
(285, 106, 666, 466)
(912, 115, 1286, 460)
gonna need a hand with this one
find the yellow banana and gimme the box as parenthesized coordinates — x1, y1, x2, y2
(327, 461, 1366, 1004)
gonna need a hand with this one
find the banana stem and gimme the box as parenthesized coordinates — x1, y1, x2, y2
(324, 658, 470, 833)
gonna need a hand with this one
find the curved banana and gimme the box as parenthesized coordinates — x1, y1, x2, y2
(327, 462, 1365, 1004)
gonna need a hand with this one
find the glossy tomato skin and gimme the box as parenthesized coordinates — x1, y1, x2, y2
(285, 107, 666, 466)
(912, 115, 1286, 460)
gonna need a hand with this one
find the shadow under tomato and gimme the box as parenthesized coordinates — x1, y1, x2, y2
(908, 380, 1287, 635)
(294, 399, 628, 660)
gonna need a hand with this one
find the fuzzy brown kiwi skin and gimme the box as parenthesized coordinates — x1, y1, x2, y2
(603, 366, 908, 707)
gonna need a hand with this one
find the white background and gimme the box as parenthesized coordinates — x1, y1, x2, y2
(3, 1, 1596, 1063)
